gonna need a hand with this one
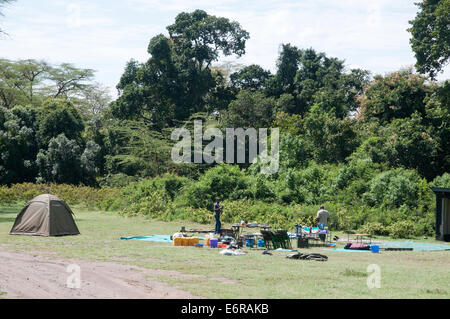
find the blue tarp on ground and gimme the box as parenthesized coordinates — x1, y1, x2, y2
(323, 241, 450, 252)
(378, 241, 450, 252)
(120, 235, 172, 243)
(323, 248, 371, 253)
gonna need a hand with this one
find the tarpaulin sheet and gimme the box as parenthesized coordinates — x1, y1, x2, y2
(378, 241, 450, 252)
(323, 248, 371, 253)
(120, 235, 172, 243)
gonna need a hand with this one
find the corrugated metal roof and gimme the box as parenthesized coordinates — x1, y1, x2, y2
(432, 187, 450, 194)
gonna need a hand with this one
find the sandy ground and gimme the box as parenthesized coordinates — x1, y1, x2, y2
(0, 249, 201, 299)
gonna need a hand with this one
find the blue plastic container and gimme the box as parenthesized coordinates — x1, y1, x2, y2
(257, 240, 265, 247)
(210, 238, 218, 248)
(246, 239, 254, 248)
(371, 245, 379, 253)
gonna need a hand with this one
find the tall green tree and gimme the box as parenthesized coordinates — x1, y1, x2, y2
(383, 113, 440, 181)
(221, 90, 276, 129)
(303, 105, 358, 163)
(167, 10, 249, 71)
(408, 0, 450, 78)
(9, 59, 49, 106)
(103, 119, 178, 178)
(266, 46, 369, 118)
(358, 69, 432, 124)
(47, 63, 95, 98)
(0, 59, 101, 114)
(265, 43, 300, 99)
(37, 98, 85, 148)
(0, 59, 28, 108)
(424, 80, 450, 176)
(73, 82, 112, 120)
(230, 64, 271, 92)
(36, 133, 101, 185)
(112, 10, 249, 129)
(0, 105, 39, 184)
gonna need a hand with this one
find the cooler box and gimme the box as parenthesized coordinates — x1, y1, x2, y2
(210, 238, 218, 248)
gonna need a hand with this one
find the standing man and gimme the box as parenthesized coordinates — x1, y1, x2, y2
(316, 205, 330, 230)
(214, 198, 223, 235)
(316, 205, 329, 242)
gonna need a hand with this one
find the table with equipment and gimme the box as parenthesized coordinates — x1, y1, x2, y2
(294, 226, 332, 248)
(352, 233, 372, 244)
(231, 223, 271, 248)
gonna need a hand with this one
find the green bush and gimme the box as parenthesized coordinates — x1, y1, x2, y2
(358, 222, 388, 236)
(334, 159, 379, 204)
(386, 220, 418, 239)
(0, 162, 438, 239)
(102, 173, 191, 212)
(431, 173, 450, 188)
(277, 163, 338, 205)
(182, 164, 252, 209)
(97, 173, 142, 187)
(0, 183, 119, 209)
(252, 176, 276, 202)
(121, 191, 170, 218)
(363, 168, 428, 209)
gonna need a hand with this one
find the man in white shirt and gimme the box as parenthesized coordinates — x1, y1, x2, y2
(316, 206, 329, 230)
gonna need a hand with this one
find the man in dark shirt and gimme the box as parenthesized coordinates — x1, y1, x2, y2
(214, 198, 223, 235)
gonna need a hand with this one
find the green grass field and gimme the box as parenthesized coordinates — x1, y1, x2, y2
(1, 204, 449, 299)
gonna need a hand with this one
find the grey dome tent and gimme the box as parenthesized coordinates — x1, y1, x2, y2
(10, 194, 80, 237)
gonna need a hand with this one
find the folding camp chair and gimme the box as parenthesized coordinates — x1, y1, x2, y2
(274, 230, 292, 249)
(260, 230, 274, 250)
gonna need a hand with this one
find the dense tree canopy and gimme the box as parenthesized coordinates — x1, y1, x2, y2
(0, 6, 448, 219)
(221, 90, 275, 129)
(0, 105, 38, 184)
(0, 59, 104, 118)
(230, 64, 271, 92)
(111, 10, 249, 130)
(37, 98, 85, 148)
(408, 0, 450, 78)
(358, 68, 431, 123)
(265, 45, 370, 118)
(0, 7, 449, 239)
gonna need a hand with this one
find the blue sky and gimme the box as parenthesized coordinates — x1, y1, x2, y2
(1, 0, 448, 98)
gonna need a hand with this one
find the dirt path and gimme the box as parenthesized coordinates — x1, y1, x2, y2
(0, 249, 201, 299)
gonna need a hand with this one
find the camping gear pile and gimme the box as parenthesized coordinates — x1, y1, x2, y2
(286, 252, 328, 262)
(171, 230, 238, 249)
(172, 230, 248, 255)
(290, 224, 332, 247)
